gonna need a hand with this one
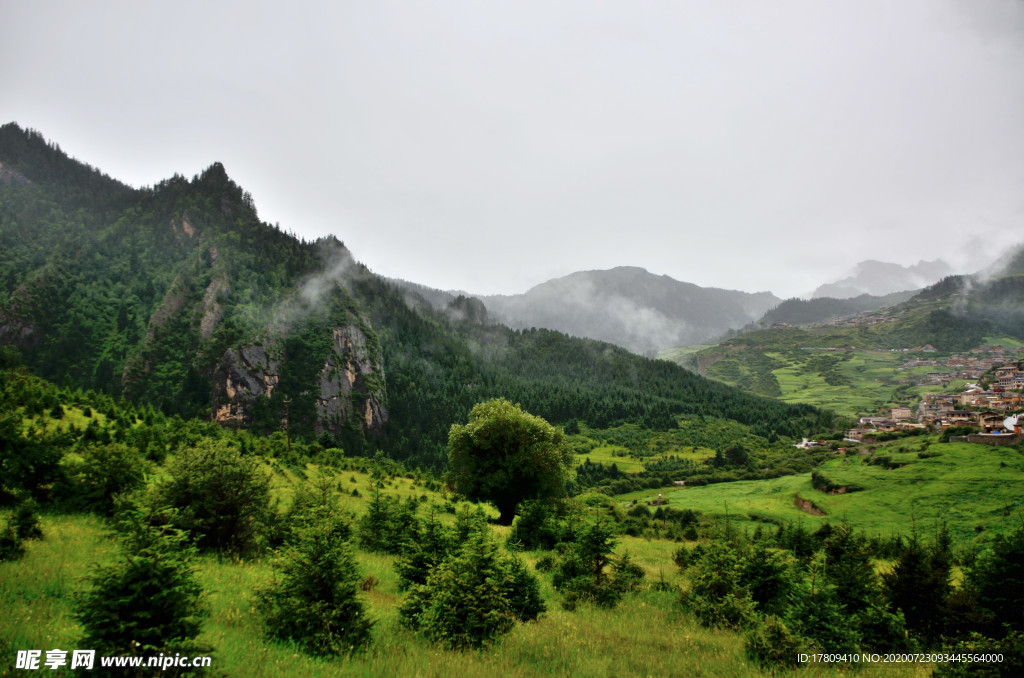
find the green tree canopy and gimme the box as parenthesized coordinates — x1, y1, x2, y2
(447, 399, 572, 525)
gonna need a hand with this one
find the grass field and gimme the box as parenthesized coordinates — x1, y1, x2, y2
(574, 444, 713, 475)
(615, 438, 1024, 545)
(0, 511, 937, 678)
(677, 339, 1011, 417)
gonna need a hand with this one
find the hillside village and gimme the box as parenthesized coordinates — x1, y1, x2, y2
(844, 344, 1024, 444)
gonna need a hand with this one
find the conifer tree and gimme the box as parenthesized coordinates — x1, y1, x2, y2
(154, 440, 272, 555)
(883, 527, 952, 642)
(967, 523, 1024, 637)
(399, 523, 544, 648)
(12, 498, 44, 540)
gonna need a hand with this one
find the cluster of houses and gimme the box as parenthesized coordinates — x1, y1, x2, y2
(843, 356, 1024, 444)
(946, 347, 1024, 379)
(845, 408, 1022, 443)
(919, 386, 1024, 415)
(897, 346, 1024, 386)
(824, 313, 899, 328)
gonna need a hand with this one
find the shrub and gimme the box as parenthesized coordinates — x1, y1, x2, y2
(257, 511, 373, 656)
(154, 440, 273, 555)
(967, 523, 1024, 636)
(508, 499, 568, 550)
(0, 413, 63, 502)
(552, 521, 624, 608)
(741, 541, 796, 618)
(883, 529, 953, 641)
(0, 521, 25, 562)
(672, 545, 690, 570)
(934, 630, 1024, 678)
(535, 554, 557, 572)
(683, 539, 755, 630)
(941, 425, 976, 443)
(611, 551, 646, 593)
(395, 512, 452, 590)
(61, 443, 146, 515)
(744, 615, 802, 669)
(786, 553, 860, 654)
(278, 477, 352, 547)
(357, 490, 419, 555)
(505, 554, 547, 622)
(627, 504, 651, 519)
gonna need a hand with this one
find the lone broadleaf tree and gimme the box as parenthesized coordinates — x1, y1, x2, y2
(448, 399, 573, 525)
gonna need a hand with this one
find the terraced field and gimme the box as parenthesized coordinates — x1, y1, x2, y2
(669, 335, 1021, 417)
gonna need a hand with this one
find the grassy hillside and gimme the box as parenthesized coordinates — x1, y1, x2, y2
(662, 271, 1024, 417)
(4, 372, 1021, 676)
(668, 334, 1016, 419)
(2, 512, 936, 678)
(615, 435, 1024, 545)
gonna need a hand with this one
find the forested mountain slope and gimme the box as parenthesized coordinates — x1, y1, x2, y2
(754, 290, 915, 327)
(0, 123, 829, 468)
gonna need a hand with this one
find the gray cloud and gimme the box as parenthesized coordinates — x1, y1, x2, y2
(2, 0, 1022, 298)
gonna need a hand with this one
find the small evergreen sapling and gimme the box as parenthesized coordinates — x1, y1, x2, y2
(74, 506, 207, 663)
(395, 511, 452, 590)
(257, 507, 373, 656)
(13, 498, 44, 540)
(553, 521, 643, 609)
(399, 524, 545, 649)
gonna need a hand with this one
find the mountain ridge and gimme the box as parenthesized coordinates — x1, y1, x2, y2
(475, 266, 779, 356)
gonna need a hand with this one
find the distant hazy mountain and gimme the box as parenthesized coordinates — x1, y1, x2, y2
(811, 259, 954, 299)
(477, 267, 779, 356)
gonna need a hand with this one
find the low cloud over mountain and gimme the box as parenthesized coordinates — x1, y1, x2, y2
(478, 267, 779, 356)
(811, 259, 954, 299)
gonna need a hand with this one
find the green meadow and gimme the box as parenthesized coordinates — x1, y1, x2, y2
(1, 510, 933, 678)
(615, 437, 1024, 544)
(574, 444, 713, 474)
(686, 342, 995, 417)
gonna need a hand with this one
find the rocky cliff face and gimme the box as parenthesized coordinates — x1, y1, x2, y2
(213, 344, 279, 425)
(212, 322, 387, 437)
(315, 325, 388, 435)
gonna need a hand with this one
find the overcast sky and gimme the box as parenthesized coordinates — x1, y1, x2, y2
(3, 0, 1023, 298)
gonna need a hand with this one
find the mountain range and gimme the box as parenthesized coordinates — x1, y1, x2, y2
(392, 259, 980, 358)
(0, 123, 828, 466)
